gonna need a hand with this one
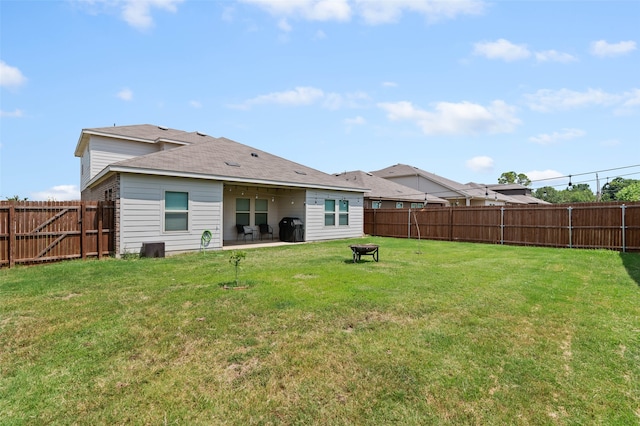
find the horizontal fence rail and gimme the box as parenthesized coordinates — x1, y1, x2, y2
(0, 201, 115, 268)
(365, 202, 640, 252)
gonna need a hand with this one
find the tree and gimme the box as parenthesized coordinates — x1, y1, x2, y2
(534, 186, 561, 203)
(616, 182, 640, 201)
(498, 171, 531, 186)
(601, 177, 640, 201)
(563, 184, 596, 203)
(533, 184, 595, 203)
(229, 251, 246, 286)
(5, 195, 28, 201)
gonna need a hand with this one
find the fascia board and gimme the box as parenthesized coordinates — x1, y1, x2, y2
(89, 166, 367, 194)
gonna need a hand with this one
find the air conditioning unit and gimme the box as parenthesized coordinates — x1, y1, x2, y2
(141, 242, 165, 258)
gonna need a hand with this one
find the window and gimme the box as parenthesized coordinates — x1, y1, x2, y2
(165, 191, 189, 231)
(236, 198, 250, 226)
(410, 202, 424, 208)
(339, 200, 349, 226)
(324, 200, 335, 226)
(372, 201, 382, 209)
(255, 198, 268, 225)
(325, 199, 349, 226)
(396, 202, 404, 209)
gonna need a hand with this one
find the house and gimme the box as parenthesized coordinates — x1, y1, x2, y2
(370, 164, 544, 206)
(334, 170, 447, 208)
(485, 183, 550, 205)
(75, 124, 366, 256)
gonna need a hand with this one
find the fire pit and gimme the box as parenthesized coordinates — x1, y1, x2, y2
(349, 244, 379, 263)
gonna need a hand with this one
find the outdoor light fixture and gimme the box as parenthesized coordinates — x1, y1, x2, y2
(568, 175, 572, 187)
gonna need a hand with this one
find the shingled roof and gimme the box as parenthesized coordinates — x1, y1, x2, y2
(335, 170, 447, 204)
(81, 125, 364, 192)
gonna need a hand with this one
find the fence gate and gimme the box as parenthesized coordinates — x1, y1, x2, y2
(0, 201, 115, 268)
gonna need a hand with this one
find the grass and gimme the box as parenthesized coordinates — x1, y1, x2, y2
(1, 237, 639, 425)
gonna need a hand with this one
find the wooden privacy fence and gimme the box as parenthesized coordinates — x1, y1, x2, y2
(0, 201, 115, 268)
(365, 202, 640, 252)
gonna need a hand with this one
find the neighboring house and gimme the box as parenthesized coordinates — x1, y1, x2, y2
(334, 170, 447, 208)
(370, 164, 542, 206)
(485, 183, 550, 205)
(75, 124, 366, 256)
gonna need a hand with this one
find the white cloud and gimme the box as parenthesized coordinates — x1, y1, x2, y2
(344, 115, 366, 125)
(524, 88, 624, 112)
(622, 88, 640, 108)
(466, 156, 494, 173)
(323, 91, 369, 110)
(529, 128, 586, 145)
(117, 88, 133, 101)
(31, 185, 81, 201)
(236, 86, 324, 109)
(123, 0, 184, 30)
(76, 0, 184, 30)
(189, 100, 202, 108)
(0, 61, 27, 89)
(313, 29, 327, 40)
(233, 87, 369, 110)
(239, 0, 351, 22)
(382, 81, 398, 88)
(535, 49, 577, 63)
(355, 0, 485, 24)
(278, 18, 292, 32)
(238, 0, 485, 25)
(590, 40, 637, 57)
(344, 115, 366, 133)
(473, 38, 531, 62)
(377, 99, 520, 135)
(0, 109, 25, 118)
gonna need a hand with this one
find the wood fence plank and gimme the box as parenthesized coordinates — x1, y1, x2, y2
(0, 201, 115, 268)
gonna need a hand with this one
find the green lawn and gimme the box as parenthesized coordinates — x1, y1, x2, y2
(1, 237, 639, 425)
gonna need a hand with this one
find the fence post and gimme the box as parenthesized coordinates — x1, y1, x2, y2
(8, 203, 15, 268)
(97, 202, 103, 259)
(621, 204, 626, 252)
(567, 206, 573, 248)
(81, 203, 87, 260)
(408, 209, 411, 239)
(500, 207, 505, 245)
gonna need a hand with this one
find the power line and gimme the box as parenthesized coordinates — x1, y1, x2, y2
(530, 164, 640, 184)
(532, 171, 640, 190)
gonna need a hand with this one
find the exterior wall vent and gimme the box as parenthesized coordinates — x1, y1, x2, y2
(225, 161, 240, 167)
(251, 152, 259, 157)
(294, 170, 307, 175)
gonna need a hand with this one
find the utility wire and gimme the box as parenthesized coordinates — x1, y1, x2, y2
(529, 164, 640, 184)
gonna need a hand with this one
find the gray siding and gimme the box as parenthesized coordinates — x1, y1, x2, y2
(89, 136, 158, 184)
(120, 175, 223, 255)
(304, 190, 364, 241)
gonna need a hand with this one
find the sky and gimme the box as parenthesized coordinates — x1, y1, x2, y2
(1, 0, 639, 200)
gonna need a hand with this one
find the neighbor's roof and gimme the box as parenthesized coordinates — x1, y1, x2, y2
(372, 164, 529, 204)
(80, 125, 365, 192)
(335, 170, 447, 204)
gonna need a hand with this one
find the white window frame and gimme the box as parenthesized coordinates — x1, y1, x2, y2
(164, 191, 190, 233)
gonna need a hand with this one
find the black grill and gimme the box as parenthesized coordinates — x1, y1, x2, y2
(278, 217, 304, 242)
